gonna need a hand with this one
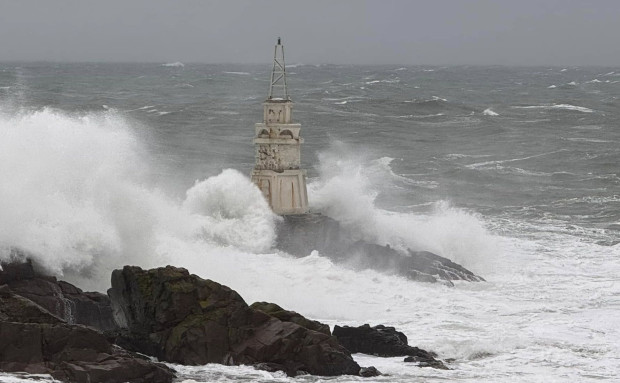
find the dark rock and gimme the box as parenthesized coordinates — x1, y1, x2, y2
(0, 285, 64, 324)
(404, 355, 449, 369)
(334, 324, 448, 370)
(108, 265, 360, 377)
(0, 258, 36, 284)
(344, 242, 484, 284)
(275, 213, 344, 255)
(276, 213, 484, 284)
(0, 259, 117, 332)
(359, 366, 381, 377)
(250, 301, 331, 335)
(0, 289, 174, 383)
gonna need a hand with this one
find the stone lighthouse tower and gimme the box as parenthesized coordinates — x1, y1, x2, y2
(251, 38, 309, 215)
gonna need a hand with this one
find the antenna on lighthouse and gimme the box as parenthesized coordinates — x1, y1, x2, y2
(268, 37, 289, 100)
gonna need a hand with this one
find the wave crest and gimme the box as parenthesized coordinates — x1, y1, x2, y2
(308, 142, 497, 270)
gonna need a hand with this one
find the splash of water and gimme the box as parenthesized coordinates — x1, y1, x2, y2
(0, 107, 495, 293)
(0, 107, 277, 290)
(308, 141, 498, 271)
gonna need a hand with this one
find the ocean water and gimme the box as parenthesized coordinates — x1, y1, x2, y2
(0, 63, 619, 382)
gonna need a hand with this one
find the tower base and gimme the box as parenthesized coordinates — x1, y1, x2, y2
(251, 169, 309, 215)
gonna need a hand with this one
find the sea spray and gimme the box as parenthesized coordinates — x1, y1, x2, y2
(183, 169, 279, 252)
(308, 142, 498, 272)
(0, 108, 149, 280)
(0, 107, 282, 291)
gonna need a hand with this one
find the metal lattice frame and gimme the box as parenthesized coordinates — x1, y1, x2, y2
(268, 37, 289, 100)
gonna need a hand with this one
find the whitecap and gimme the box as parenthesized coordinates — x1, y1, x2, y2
(483, 108, 499, 116)
(445, 153, 493, 160)
(223, 71, 250, 75)
(467, 149, 568, 169)
(548, 85, 557, 89)
(586, 79, 602, 83)
(567, 81, 578, 86)
(563, 137, 612, 143)
(412, 113, 445, 118)
(513, 104, 594, 113)
(323, 96, 366, 103)
(162, 62, 184, 67)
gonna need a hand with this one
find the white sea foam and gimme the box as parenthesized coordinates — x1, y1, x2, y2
(482, 108, 498, 116)
(2, 107, 619, 382)
(466, 150, 567, 171)
(323, 96, 367, 102)
(0, 108, 277, 290)
(183, 169, 278, 253)
(412, 113, 444, 118)
(548, 85, 557, 88)
(162, 62, 184, 67)
(445, 153, 493, 160)
(223, 71, 250, 75)
(513, 104, 594, 113)
(0, 372, 59, 382)
(307, 143, 497, 271)
(563, 137, 612, 143)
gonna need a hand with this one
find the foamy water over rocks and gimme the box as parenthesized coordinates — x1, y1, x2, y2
(0, 64, 619, 382)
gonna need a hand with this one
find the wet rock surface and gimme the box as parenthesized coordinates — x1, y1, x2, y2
(334, 324, 449, 370)
(108, 265, 361, 377)
(250, 301, 331, 335)
(0, 258, 117, 332)
(276, 213, 484, 284)
(0, 282, 174, 383)
(359, 366, 382, 377)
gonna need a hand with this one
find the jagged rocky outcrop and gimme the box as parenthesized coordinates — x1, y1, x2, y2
(0, 258, 117, 332)
(108, 265, 361, 377)
(276, 213, 484, 285)
(250, 301, 331, 336)
(0, 283, 174, 383)
(333, 324, 448, 369)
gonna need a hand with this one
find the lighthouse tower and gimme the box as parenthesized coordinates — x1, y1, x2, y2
(251, 38, 309, 215)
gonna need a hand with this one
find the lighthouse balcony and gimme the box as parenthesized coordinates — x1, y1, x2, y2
(255, 123, 301, 139)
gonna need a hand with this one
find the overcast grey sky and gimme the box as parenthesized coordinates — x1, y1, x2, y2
(1, 0, 619, 65)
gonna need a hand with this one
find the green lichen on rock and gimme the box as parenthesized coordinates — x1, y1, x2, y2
(108, 265, 361, 376)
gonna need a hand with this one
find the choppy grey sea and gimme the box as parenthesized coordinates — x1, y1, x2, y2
(0, 63, 619, 382)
